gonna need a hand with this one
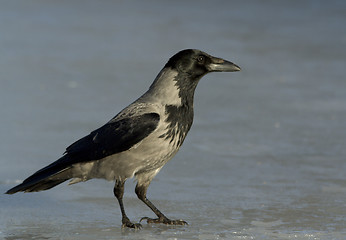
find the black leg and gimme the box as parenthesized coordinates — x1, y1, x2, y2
(113, 180, 142, 229)
(135, 183, 188, 225)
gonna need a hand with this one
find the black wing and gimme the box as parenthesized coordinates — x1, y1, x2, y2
(65, 112, 160, 163)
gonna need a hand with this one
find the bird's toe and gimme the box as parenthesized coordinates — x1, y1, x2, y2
(121, 218, 142, 229)
(140, 216, 188, 225)
(122, 222, 142, 229)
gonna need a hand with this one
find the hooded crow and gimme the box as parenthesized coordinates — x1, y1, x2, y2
(6, 49, 240, 229)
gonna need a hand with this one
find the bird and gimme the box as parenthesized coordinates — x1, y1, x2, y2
(6, 49, 240, 229)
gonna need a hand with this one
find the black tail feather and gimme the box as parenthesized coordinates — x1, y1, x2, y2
(5, 155, 73, 194)
(6, 179, 68, 194)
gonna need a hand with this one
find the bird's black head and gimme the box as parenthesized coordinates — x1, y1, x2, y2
(148, 49, 240, 108)
(165, 49, 241, 80)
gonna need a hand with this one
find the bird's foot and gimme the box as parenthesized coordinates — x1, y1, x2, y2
(140, 216, 188, 225)
(122, 217, 142, 229)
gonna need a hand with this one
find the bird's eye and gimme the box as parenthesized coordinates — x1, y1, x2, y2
(197, 56, 204, 63)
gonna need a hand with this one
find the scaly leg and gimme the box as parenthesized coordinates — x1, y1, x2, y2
(113, 180, 142, 229)
(135, 183, 187, 225)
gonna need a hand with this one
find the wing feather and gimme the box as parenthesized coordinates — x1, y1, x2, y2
(65, 112, 160, 163)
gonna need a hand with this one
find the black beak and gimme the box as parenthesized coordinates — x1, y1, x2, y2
(207, 56, 241, 72)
